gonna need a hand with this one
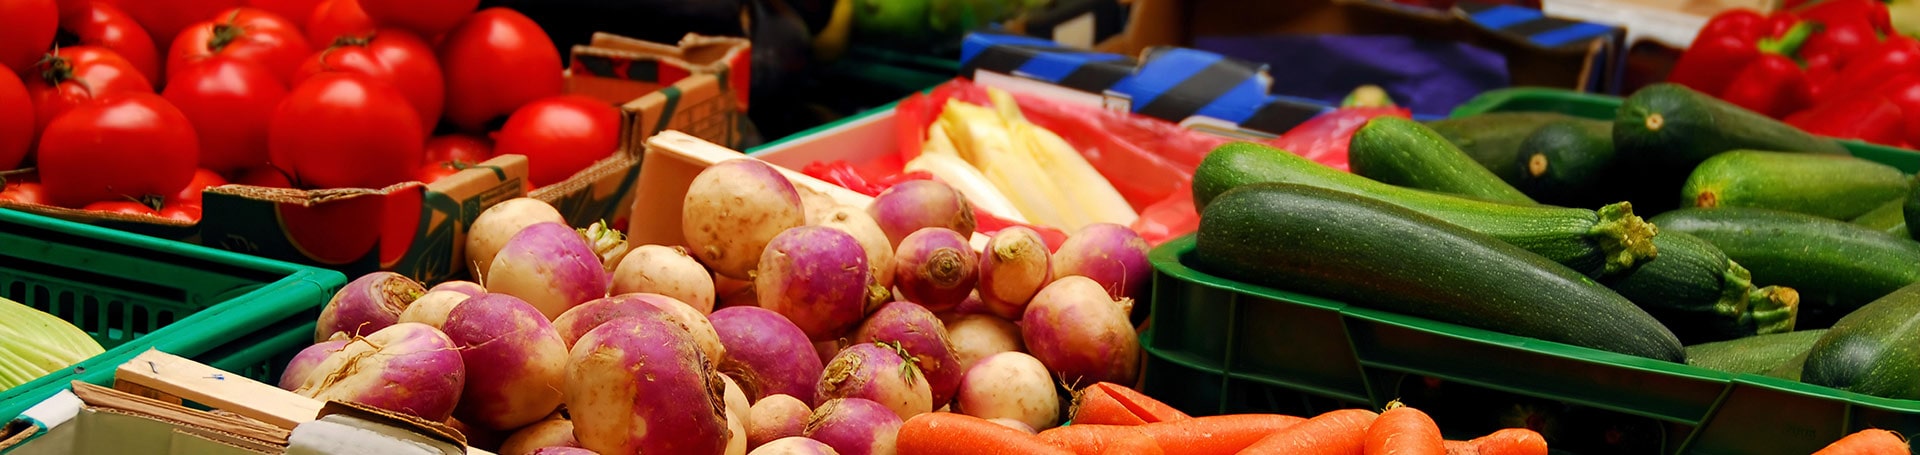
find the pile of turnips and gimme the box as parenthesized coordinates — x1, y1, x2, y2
(277, 158, 1154, 455)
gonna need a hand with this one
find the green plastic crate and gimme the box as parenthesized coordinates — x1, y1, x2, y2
(0, 208, 347, 419)
(1144, 89, 1920, 454)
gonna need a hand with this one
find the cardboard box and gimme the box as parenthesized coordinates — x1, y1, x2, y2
(1, 382, 287, 455)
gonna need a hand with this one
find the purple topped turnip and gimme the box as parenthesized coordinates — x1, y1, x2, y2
(1021, 276, 1139, 387)
(500, 418, 579, 455)
(467, 198, 566, 279)
(867, 180, 975, 247)
(552, 294, 668, 348)
(756, 226, 874, 341)
(429, 280, 488, 297)
(683, 159, 807, 280)
(813, 205, 896, 288)
(579, 220, 631, 273)
(395, 290, 474, 329)
(529, 448, 599, 455)
(294, 322, 465, 421)
(1051, 223, 1151, 301)
(748, 394, 811, 449)
(277, 339, 347, 391)
(852, 301, 963, 409)
(314, 272, 424, 342)
(804, 398, 901, 455)
(978, 227, 1052, 320)
(939, 314, 1025, 373)
(892, 228, 978, 312)
(816, 342, 932, 420)
(750, 437, 840, 455)
(710, 306, 824, 403)
(442, 293, 569, 431)
(487, 222, 610, 320)
(566, 313, 731, 454)
(610, 245, 717, 314)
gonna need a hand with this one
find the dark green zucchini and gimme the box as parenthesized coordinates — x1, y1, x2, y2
(1612, 83, 1849, 213)
(1425, 112, 1584, 184)
(1904, 181, 1920, 241)
(1603, 231, 1799, 344)
(1196, 183, 1686, 362)
(1513, 117, 1615, 208)
(1680, 150, 1907, 220)
(1195, 142, 1657, 278)
(1803, 283, 1920, 399)
(1685, 329, 1827, 376)
(1348, 116, 1536, 204)
(1649, 207, 1920, 327)
(1853, 197, 1909, 238)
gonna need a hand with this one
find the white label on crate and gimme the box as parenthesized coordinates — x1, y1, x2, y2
(1053, 13, 1098, 50)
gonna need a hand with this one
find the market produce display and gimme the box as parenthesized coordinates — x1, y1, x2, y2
(0, 2, 614, 222)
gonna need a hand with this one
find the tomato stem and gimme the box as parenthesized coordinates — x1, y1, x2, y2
(207, 23, 245, 53)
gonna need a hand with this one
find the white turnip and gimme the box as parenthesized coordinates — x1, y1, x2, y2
(804, 398, 901, 455)
(978, 227, 1051, 320)
(277, 339, 347, 391)
(1052, 223, 1151, 301)
(295, 322, 465, 421)
(955, 352, 1059, 431)
(314, 272, 425, 342)
(748, 394, 810, 449)
(852, 301, 963, 409)
(395, 290, 474, 329)
(683, 159, 807, 280)
(988, 418, 1036, 434)
(813, 205, 895, 288)
(529, 448, 598, 455)
(442, 293, 569, 431)
(816, 342, 932, 420)
(710, 306, 824, 403)
(756, 226, 874, 341)
(723, 374, 752, 426)
(487, 222, 610, 320)
(566, 313, 730, 454)
(750, 437, 840, 455)
(892, 228, 978, 312)
(429, 280, 488, 297)
(610, 245, 716, 314)
(867, 180, 975, 247)
(939, 314, 1024, 373)
(727, 409, 749, 455)
(499, 418, 579, 455)
(1022, 276, 1139, 387)
(468, 198, 566, 279)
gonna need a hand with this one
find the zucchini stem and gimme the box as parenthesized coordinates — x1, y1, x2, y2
(1746, 285, 1800, 335)
(1591, 202, 1661, 276)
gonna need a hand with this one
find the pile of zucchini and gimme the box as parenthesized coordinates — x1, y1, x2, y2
(1191, 82, 1920, 400)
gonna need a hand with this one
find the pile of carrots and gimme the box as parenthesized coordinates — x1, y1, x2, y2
(894, 382, 1910, 455)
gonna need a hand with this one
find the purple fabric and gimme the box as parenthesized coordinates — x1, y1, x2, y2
(1194, 34, 1510, 117)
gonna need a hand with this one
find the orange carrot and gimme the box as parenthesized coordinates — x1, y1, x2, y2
(1812, 429, 1909, 455)
(1468, 428, 1547, 455)
(1237, 408, 1379, 455)
(1443, 440, 1479, 455)
(1072, 384, 1151, 426)
(1130, 414, 1306, 455)
(1037, 424, 1167, 455)
(897, 412, 1076, 455)
(1363, 401, 1446, 455)
(1089, 382, 1191, 424)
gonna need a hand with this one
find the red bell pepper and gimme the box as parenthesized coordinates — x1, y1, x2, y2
(1796, 0, 1894, 35)
(1669, 10, 1807, 97)
(1787, 94, 1908, 146)
(1801, 17, 1884, 69)
(1819, 36, 1920, 105)
(1720, 22, 1816, 118)
(1866, 73, 1920, 146)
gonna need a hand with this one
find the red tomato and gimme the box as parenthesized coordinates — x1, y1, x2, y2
(164, 56, 287, 174)
(159, 203, 202, 222)
(415, 159, 469, 184)
(116, 0, 241, 61)
(168, 7, 312, 85)
(268, 72, 422, 189)
(304, 0, 374, 45)
(233, 165, 294, 188)
(84, 200, 162, 216)
(0, 180, 43, 205)
(59, 2, 162, 85)
(0, 68, 32, 170)
(493, 95, 621, 187)
(26, 46, 155, 146)
(52, 0, 84, 17)
(0, 0, 57, 73)
(245, 0, 324, 29)
(424, 134, 492, 164)
(358, 0, 476, 38)
(437, 8, 561, 132)
(169, 168, 228, 208)
(38, 92, 199, 208)
(293, 29, 443, 133)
